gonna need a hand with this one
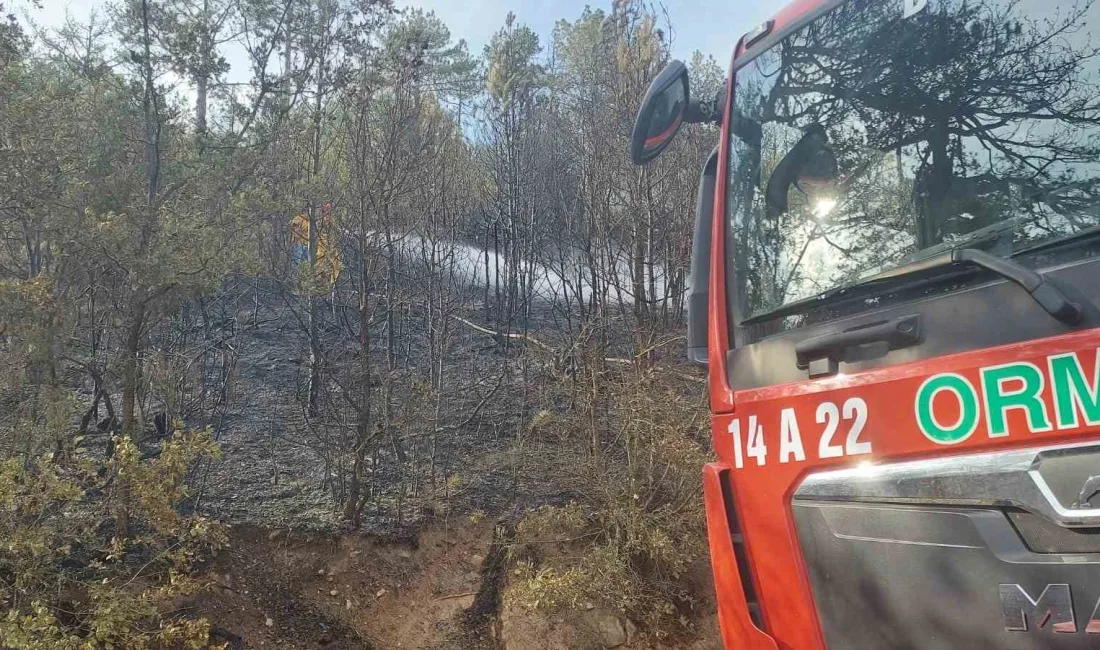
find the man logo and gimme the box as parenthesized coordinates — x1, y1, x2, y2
(1000, 584, 1100, 634)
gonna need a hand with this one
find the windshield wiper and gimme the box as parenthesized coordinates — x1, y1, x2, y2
(883, 248, 1081, 324)
(745, 248, 1082, 325)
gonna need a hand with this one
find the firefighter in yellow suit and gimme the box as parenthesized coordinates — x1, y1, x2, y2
(290, 203, 342, 287)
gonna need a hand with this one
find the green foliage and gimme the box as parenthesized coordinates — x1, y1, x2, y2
(485, 15, 542, 108)
(0, 17, 235, 630)
(380, 8, 479, 97)
(0, 431, 225, 649)
(0, 1, 28, 66)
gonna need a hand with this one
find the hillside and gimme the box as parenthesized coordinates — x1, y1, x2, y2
(0, 1, 721, 648)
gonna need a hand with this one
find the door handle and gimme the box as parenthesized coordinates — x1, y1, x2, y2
(796, 314, 922, 374)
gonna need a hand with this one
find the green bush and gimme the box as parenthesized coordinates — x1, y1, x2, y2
(0, 430, 225, 649)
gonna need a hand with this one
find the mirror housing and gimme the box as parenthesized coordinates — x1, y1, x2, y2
(765, 124, 838, 217)
(631, 60, 690, 165)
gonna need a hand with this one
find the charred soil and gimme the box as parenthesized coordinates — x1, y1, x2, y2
(193, 516, 721, 650)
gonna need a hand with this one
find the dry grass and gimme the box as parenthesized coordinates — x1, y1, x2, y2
(506, 366, 711, 635)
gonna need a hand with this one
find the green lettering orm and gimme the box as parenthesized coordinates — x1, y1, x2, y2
(981, 362, 1052, 436)
(916, 373, 979, 444)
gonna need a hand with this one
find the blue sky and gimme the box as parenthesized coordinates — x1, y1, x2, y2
(27, 0, 779, 71)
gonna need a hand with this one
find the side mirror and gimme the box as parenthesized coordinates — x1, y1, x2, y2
(630, 60, 690, 165)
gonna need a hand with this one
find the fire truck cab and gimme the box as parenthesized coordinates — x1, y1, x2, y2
(632, 0, 1100, 647)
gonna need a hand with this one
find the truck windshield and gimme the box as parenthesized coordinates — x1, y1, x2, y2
(727, 0, 1100, 322)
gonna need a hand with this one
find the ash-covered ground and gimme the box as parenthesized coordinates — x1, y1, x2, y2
(171, 282, 544, 533)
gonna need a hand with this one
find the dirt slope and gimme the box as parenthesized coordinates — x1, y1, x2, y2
(192, 517, 721, 650)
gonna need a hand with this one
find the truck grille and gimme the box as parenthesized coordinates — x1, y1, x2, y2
(792, 442, 1100, 649)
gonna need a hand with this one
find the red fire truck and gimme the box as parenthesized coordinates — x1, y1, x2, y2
(631, 0, 1100, 647)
